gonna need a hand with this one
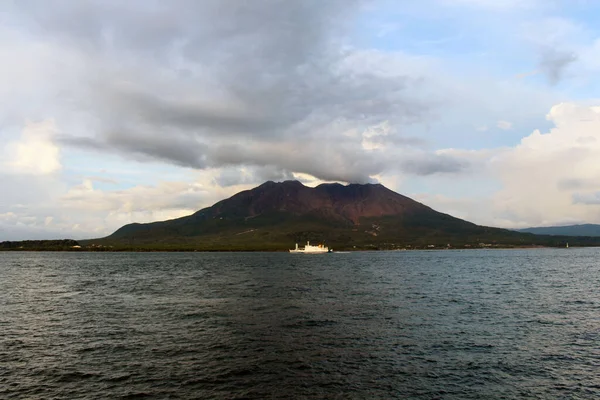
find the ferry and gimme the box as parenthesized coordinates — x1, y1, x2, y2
(289, 241, 331, 254)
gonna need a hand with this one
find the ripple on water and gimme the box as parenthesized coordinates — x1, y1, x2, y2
(1, 249, 600, 399)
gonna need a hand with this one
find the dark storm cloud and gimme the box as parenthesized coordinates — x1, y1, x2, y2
(14, 0, 433, 182)
(102, 85, 276, 134)
(58, 132, 209, 168)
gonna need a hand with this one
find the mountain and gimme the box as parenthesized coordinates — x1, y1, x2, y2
(87, 180, 596, 251)
(517, 224, 600, 237)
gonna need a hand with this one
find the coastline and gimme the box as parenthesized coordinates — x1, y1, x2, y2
(0, 244, 580, 253)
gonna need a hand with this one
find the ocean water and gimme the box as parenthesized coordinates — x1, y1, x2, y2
(1, 249, 600, 399)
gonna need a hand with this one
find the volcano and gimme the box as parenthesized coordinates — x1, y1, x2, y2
(84, 180, 559, 250)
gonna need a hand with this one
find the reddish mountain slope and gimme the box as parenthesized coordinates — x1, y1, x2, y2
(101, 180, 537, 249)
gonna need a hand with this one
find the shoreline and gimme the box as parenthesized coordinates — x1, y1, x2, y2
(0, 245, 583, 253)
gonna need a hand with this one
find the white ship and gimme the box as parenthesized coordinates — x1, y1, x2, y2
(289, 241, 331, 254)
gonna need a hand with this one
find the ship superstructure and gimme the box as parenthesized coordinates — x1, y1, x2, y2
(289, 241, 331, 253)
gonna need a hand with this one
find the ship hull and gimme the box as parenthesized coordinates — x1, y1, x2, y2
(289, 249, 329, 254)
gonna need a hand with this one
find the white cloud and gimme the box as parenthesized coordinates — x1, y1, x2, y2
(488, 103, 600, 226)
(497, 120, 513, 130)
(55, 172, 264, 236)
(361, 120, 392, 151)
(0, 212, 17, 222)
(429, 103, 600, 228)
(0, 168, 251, 239)
(5, 120, 62, 175)
(397, 103, 600, 228)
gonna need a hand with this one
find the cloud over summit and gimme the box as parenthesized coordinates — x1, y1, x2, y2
(8, 0, 435, 184)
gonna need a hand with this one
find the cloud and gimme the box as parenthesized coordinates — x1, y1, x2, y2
(4, 120, 61, 175)
(515, 70, 540, 80)
(538, 48, 577, 85)
(0, 171, 258, 240)
(573, 191, 600, 205)
(556, 178, 594, 191)
(0, 222, 71, 241)
(486, 103, 600, 227)
(3, 0, 569, 188)
(405, 103, 600, 228)
(0, 212, 17, 223)
(496, 120, 513, 130)
(517, 16, 586, 86)
(57, 175, 281, 236)
(213, 166, 295, 187)
(5, 0, 440, 184)
(401, 153, 470, 175)
(361, 121, 393, 151)
(61, 179, 208, 214)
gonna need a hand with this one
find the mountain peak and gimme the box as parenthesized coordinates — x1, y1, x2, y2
(109, 180, 433, 237)
(258, 180, 306, 188)
(100, 179, 551, 250)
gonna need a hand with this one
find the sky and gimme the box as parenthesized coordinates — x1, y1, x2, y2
(3, 0, 600, 240)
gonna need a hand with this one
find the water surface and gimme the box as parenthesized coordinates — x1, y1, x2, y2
(1, 249, 600, 398)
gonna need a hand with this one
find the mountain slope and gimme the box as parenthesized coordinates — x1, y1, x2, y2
(87, 180, 594, 250)
(518, 224, 600, 237)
